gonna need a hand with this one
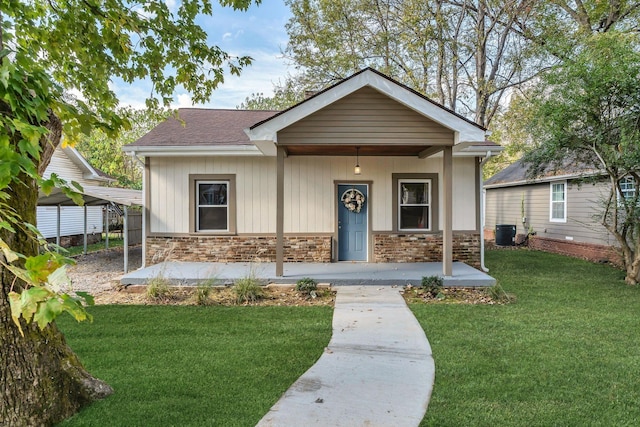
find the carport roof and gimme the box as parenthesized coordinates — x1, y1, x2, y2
(38, 185, 142, 207)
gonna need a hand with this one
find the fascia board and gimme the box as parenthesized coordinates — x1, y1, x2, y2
(484, 171, 604, 189)
(121, 145, 264, 157)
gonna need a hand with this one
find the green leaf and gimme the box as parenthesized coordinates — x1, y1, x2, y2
(75, 291, 95, 306)
(21, 286, 53, 323)
(34, 297, 63, 330)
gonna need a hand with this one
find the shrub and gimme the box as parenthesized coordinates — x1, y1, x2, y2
(146, 277, 172, 301)
(295, 277, 318, 296)
(421, 275, 444, 297)
(233, 277, 264, 304)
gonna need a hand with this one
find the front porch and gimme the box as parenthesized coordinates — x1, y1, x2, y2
(120, 261, 496, 287)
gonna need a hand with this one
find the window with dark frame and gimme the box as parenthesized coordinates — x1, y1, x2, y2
(398, 179, 431, 231)
(196, 181, 228, 231)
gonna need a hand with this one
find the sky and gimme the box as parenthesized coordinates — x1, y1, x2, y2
(113, 0, 293, 110)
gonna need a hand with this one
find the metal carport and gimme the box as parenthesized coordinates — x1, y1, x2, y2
(38, 185, 143, 273)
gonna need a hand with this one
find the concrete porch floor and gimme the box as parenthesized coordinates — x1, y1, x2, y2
(121, 261, 495, 287)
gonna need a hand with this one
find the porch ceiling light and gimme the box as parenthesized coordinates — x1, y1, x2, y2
(354, 146, 361, 175)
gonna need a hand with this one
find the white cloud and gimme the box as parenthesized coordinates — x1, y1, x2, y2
(171, 93, 194, 109)
(222, 32, 232, 40)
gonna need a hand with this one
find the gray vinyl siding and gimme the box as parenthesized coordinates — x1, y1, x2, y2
(278, 87, 454, 146)
(485, 179, 615, 246)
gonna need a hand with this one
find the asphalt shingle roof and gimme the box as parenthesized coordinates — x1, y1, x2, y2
(126, 108, 278, 147)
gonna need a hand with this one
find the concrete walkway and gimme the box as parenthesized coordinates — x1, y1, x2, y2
(257, 286, 435, 427)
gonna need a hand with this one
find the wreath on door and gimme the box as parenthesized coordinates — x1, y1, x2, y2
(341, 188, 366, 213)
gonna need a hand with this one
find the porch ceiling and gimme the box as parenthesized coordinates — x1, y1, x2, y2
(283, 144, 433, 156)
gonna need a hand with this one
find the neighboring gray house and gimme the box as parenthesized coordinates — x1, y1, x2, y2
(38, 146, 113, 246)
(484, 159, 633, 264)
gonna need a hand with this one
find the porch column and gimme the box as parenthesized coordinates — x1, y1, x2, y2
(443, 145, 453, 276)
(276, 146, 285, 277)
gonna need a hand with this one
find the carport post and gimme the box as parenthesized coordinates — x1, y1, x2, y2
(105, 205, 110, 249)
(83, 205, 88, 255)
(123, 205, 129, 273)
(56, 205, 61, 251)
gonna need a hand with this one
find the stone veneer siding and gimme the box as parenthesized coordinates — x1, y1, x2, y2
(373, 232, 481, 268)
(146, 235, 332, 265)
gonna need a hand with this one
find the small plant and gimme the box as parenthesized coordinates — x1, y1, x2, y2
(487, 283, 516, 304)
(295, 277, 318, 296)
(421, 275, 444, 297)
(233, 277, 264, 304)
(146, 276, 172, 301)
(194, 279, 216, 306)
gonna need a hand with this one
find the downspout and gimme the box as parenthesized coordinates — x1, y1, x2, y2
(479, 151, 493, 272)
(129, 152, 146, 268)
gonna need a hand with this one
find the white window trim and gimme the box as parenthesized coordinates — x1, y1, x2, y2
(398, 178, 432, 231)
(620, 176, 637, 201)
(549, 180, 567, 223)
(196, 180, 229, 232)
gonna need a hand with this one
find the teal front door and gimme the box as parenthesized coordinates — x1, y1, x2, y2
(338, 184, 368, 261)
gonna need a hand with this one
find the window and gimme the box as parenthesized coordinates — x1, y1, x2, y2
(620, 176, 636, 201)
(190, 174, 235, 234)
(398, 179, 431, 231)
(196, 181, 228, 231)
(550, 181, 567, 222)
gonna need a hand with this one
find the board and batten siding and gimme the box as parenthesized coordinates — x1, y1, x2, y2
(485, 180, 615, 245)
(278, 87, 454, 146)
(149, 156, 478, 235)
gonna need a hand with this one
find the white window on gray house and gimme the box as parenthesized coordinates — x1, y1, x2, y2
(620, 176, 637, 201)
(550, 181, 567, 222)
(196, 181, 228, 231)
(399, 179, 431, 230)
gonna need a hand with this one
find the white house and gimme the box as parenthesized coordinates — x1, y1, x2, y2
(38, 146, 113, 245)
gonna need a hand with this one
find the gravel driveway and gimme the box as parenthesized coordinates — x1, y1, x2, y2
(67, 246, 142, 294)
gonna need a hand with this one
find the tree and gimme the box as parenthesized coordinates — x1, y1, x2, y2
(283, 0, 540, 127)
(237, 78, 305, 110)
(76, 108, 170, 189)
(521, 32, 640, 285)
(0, 1, 257, 424)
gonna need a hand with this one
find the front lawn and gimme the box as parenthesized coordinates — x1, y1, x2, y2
(415, 249, 640, 426)
(57, 306, 332, 426)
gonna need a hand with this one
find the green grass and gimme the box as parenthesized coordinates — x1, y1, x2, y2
(57, 305, 332, 426)
(65, 236, 124, 257)
(415, 249, 640, 426)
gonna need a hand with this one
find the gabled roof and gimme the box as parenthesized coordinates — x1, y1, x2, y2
(246, 68, 488, 150)
(484, 158, 603, 189)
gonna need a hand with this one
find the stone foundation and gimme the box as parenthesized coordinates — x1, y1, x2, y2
(146, 235, 332, 265)
(147, 232, 482, 268)
(373, 232, 481, 268)
(528, 236, 622, 266)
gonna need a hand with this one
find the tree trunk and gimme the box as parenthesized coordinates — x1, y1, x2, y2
(0, 114, 112, 426)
